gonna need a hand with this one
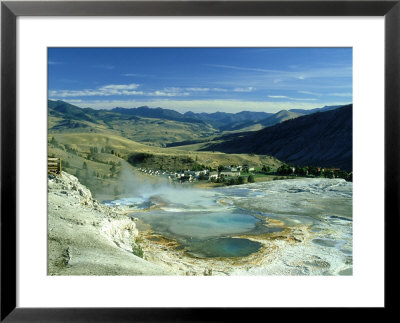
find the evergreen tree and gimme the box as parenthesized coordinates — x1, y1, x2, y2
(277, 164, 292, 175)
(262, 165, 271, 173)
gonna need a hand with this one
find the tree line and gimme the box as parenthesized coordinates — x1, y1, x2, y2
(276, 164, 352, 181)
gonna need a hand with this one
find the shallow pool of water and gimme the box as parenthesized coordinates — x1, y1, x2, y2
(104, 178, 353, 268)
(187, 237, 262, 258)
(135, 211, 259, 240)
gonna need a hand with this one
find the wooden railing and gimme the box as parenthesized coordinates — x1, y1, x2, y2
(48, 157, 62, 175)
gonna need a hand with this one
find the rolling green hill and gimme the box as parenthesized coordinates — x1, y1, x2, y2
(48, 130, 282, 199)
(48, 100, 217, 146)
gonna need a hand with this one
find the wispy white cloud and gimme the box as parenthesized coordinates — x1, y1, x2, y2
(147, 87, 254, 95)
(292, 98, 317, 101)
(206, 63, 352, 82)
(48, 60, 64, 65)
(329, 92, 352, 97)
(268, 95, 316, 101)
(56, 99, 83, 103)
(151, 90, 190, 97)
(49, 84, 198, 98)
(205, 63, 278, 74)
(122, 73, 154, 77)
(298, 90, 321, 96)
(268, 95, 288, 99)
(233, 87, 255, 92)
(49, 83, 142, 97)
(100, 84, 140, 90)
(185, 87, 210, 92)
(148, 87, 190, 97)
(185, 87, 227, 92)
(49, 84, 257, 98)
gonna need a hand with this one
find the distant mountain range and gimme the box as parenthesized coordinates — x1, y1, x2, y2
(202, 104, 353, 171)
(49, 99, 348, 133)
(219, 105, 344, 131)
(182, 110, 273, 131)
(112, 106, 204, 124)
(48, 100, 217, 145)
(48, 100, 352, 169)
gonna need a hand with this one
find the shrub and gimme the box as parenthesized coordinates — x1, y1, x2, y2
(227, 178, 237, 186)
(262, 165, 271, 173)
(132, 239, 144, 258)
(132, 245, 144, 258)
(277, 164, 292, 175)
(128, 152, 154, 165)
(198, 173, 207, 181)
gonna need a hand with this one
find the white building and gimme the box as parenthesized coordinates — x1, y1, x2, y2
(220, 171, 241, 177)
(209, 172, 218, 180)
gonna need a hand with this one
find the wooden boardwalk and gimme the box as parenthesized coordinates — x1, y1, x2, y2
(48, 157, 62, 175)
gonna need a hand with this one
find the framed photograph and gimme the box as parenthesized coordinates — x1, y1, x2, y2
(1, 0, 398, 321)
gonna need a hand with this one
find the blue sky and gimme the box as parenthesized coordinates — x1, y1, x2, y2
(48, 48, 352, 113)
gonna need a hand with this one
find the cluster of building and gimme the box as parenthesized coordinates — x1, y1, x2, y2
(138, 168, 168, 177)
(219, 165, 254, 177)
(137, 164, 255, 183)
(137, 168, 209, 182)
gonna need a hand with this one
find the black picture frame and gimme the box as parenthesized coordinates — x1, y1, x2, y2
(1, 0, 399, 321)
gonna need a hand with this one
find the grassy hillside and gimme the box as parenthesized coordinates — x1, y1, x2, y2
(48, 132, 282, 200)
(50, 132, 282, 169)
(48, 100, 217, 146)
(260, 110, 303, 127)
(184, 110, 273, 131)
(48, 132, 283, 199)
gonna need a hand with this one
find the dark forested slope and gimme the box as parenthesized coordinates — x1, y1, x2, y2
(204, 105, 353, 171)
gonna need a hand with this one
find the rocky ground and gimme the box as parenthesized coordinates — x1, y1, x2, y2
(49, 172, 351, 276)
(135, 225, 313, 276)
(48, 171, 172, 275)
